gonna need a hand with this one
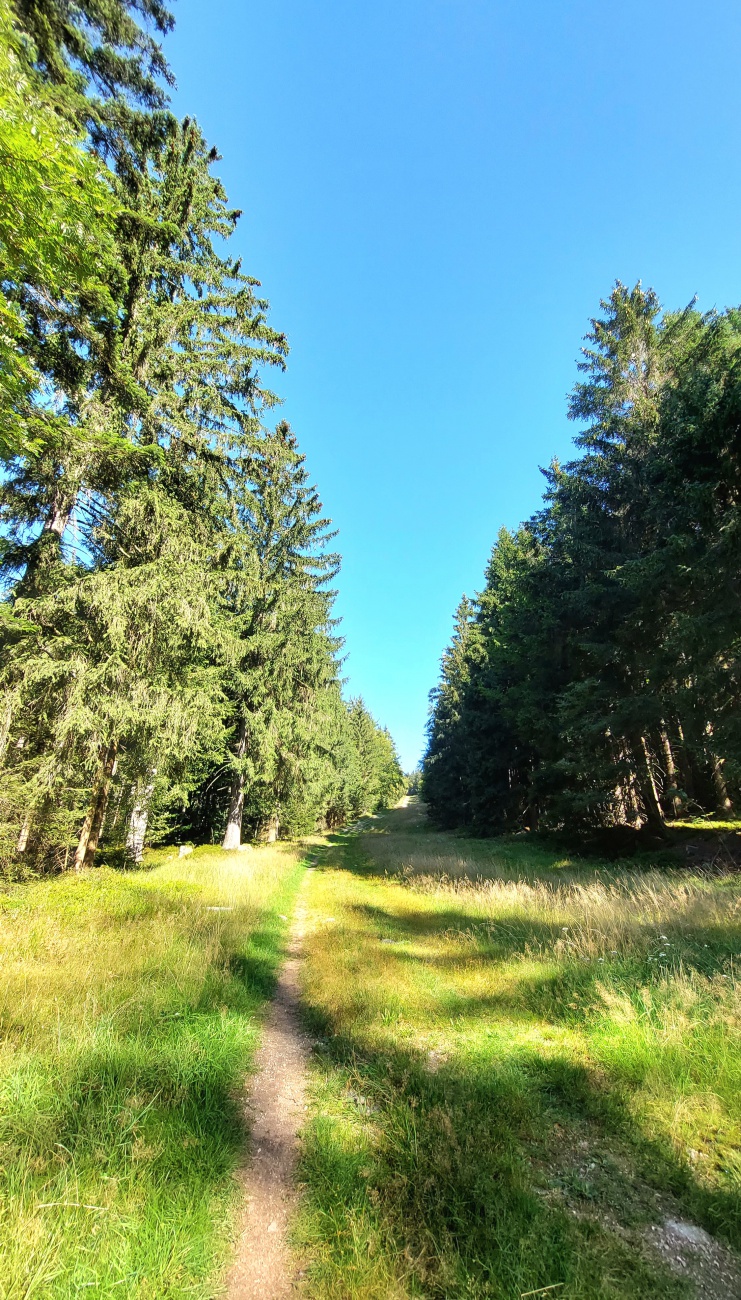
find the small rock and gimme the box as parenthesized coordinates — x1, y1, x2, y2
(665, 1220, 714, 1248)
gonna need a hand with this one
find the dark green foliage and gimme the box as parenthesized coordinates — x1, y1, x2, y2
(425, 282, 741, 835)
(13, 0, 174, 109)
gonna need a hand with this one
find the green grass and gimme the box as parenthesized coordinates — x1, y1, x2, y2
(295, 800, 741, 1298)
(0, 841, 308, 1299)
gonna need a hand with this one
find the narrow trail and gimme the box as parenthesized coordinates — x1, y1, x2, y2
(225, 862, 315, 1299)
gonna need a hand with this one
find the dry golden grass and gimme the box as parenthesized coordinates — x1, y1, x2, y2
(296, 802, 741, 1299)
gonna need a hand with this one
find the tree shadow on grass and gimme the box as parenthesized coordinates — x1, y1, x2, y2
(319, 822, 741, 981)
(300, 836, 741, 1297)
(298, 998, 741, 1299)
(345, 895, 741, 986)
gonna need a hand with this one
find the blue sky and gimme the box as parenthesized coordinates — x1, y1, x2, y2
(167, 0, 741, 770)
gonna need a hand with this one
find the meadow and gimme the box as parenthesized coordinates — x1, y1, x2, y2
(4, 804, 741, 1299)
(297, 801, 741, 1299)
(0, 842, 307, 1299)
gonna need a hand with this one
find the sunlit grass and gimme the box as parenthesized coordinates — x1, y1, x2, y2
(0, 842, 307, 1299)
(296, 802, 741, 1298)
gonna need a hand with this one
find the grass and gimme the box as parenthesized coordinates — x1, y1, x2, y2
(0, 841, 308, 1299)
(295, 800, 741, 1298)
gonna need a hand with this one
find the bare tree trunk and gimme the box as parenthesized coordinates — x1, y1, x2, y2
(16, 475, 82, 597)
(641, 736, 664, 817)
(74, 739, 118, 871)
(43, 495, 73, 540)
(222, 720, 247, 850)
(609, 739, 632, 826)
(261, 813, 279, 843)
(630, 734, 665, 833)
(85, 762, 116, 867)
(16, 814, 31, 853)
(0, 692, 14, 767)
(711, 753, 733, 815)
(126, 774, 156, 864)
(659, 725, 681, 817)
(614, 739, 643, 827)
(627, 781, 642, 825)
(674, 719, 697, 801)
(705, 722, 733, 814)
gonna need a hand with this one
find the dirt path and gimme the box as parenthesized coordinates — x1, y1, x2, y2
(225, 864, 314, 1299)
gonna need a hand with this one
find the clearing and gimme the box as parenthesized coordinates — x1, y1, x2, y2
(295, 799, 741, 1298)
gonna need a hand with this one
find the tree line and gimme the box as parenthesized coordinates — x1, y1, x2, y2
(425, 283, 740, 837)
(0, 0, 404, 872)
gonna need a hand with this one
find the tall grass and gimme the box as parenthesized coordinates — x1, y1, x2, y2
(296, 805, 741, 1298)
(0, 843, 306, 1298)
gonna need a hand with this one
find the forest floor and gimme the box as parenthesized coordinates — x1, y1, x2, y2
(294, 799, 741, 1299)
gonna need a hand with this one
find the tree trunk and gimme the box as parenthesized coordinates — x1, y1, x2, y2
(42, 491, 74, 540)
(222, 720, 247, 850)
(261, 813, 279, 843)
(610, 740, 631, 826)
(16, 478, 82, 596)
(711, 752, 733, 815)
(641, 735, 664, 818)
(659, 726, 681, 817)
(705, 722, 733, 814)
(74, 739, 118, 871)
(630, 734, 665, 833)
(84, 792, 110, 867)
(126, 775, 156, 864)
(613, 739, 642, 827)
(0, 692, 14, 768)
(16, 813, 31, 853)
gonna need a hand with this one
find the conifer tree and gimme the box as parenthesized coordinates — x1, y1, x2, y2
(219, 422, 340, 848)
(0, 113, 288, 868)
(425, 282, 740, 837)
(0, 0, 118, 457)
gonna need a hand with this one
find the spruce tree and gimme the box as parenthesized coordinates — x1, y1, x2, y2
(219, 422, 340, 848)
(0, 116, 288, 869)
(425, 282, 740, 836)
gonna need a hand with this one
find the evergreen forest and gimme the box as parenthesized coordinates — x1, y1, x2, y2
(0, 0, 404, 874)
(425, 283, 741, 840)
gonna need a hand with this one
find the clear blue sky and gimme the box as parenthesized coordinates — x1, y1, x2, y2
(167, 0, 741, 770)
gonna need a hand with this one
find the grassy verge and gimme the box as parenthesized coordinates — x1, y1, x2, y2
(0, 842, 307, 1299)
(296, 801, 741, 1298)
